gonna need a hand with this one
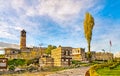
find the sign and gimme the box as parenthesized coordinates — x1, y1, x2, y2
(0, 58, 8, 69)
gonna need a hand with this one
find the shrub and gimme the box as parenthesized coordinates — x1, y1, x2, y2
(87, 62, 114, 76)
(109, 62, 120, 69)
(9, 65, 15, 71)
(8, 59, 26, 67)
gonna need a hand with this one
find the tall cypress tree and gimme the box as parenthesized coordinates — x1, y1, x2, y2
(83, 12, 94, 62)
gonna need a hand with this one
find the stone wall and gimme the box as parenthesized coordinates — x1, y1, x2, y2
(72, 48, 86, 61)
(95, 52, 113, 61)
(51, 47, 61, 66)
(39, 57, 54, 67)
(51, 46, 72, 66)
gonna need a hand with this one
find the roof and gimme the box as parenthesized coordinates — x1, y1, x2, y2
(21, 29, 26, 33)
(4, 48, 20, 51)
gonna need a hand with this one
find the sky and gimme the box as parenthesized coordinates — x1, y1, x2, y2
(0, 0, 120, 54)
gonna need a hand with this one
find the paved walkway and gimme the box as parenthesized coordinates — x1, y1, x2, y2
(47, 66, 90, 76)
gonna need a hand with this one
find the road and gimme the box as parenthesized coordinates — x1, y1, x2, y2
(47, 66, 90, 76)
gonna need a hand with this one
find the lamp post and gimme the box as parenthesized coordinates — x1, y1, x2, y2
(38, 43, 44, 71)
(39, 43, 43, 57)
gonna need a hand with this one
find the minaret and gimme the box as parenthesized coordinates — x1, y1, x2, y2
(20, 29, 26, 49)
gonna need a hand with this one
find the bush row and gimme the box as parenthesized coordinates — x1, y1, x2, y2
(109, 62, 120, 69)
(87, 62, 114, 76)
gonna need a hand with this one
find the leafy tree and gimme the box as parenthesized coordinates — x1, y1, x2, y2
(45, 45, 57, 55)
(83, 12, 94, 62)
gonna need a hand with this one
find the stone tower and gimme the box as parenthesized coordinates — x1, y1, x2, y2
(20, 29, 26, 49)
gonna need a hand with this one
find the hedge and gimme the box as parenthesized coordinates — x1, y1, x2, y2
(87, 62, 114, 76)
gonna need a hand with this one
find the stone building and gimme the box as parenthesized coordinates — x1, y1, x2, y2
(72, 48, 86, 61)
(95, 52, 113, 61)
(39, 56, 54, 67)
(51, 46, 72, 66)
(5, 48, 20, 59)
(114, 52, 120, 58)
(4, 29, 46, 60)
(84, 51, 113, 61)
(4, 47, 45, 59)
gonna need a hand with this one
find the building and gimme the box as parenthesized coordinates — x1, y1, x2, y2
(39, 56, 54, 67)
(114, 52, 120, 58)
(84, 51, 113, 61)
(3, 29, 114, 67)
(51, 46, 72, 66)
(4, 29, 46, 60)
(72, 48, 86, 61)
(5, 48, 20, 59)
(95, 52, 113, 61)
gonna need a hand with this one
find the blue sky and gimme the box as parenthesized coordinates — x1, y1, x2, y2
(0, 0, 120, 54)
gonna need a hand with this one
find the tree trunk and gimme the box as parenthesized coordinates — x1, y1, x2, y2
(88, 41, 91, 62)
(88, 41, 90, 53)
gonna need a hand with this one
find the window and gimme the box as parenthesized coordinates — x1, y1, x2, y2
(66, 59, 68, 61)
(62, 59, 64, 61)
(66, 51, 69, 55)
(64, 51, 66, 55)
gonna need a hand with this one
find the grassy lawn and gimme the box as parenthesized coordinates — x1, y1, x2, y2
(96, 65, 120, 76)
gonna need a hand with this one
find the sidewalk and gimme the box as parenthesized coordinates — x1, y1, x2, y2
(47, 66, 90, 76)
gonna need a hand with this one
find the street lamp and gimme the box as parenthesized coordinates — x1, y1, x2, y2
(39, 43, 43, 57)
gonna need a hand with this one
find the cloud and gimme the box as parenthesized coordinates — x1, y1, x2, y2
(2, 0, 119, 55)
(0, 21, 22, 40)
(90, 18, 120, 53)
(36, 0, 98, 22)
(9, 0, 101, 26)
(0, 42, 19, 49)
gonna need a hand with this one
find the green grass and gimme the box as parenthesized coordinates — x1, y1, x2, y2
(96, 64, 120, 76)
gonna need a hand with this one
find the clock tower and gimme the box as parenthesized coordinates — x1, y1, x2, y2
(20, 29, 26, 49)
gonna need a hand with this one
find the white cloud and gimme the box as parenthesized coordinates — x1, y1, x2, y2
(90, 18, 120, 54)
(0, 0, 109, 50)
(8, 0, 100, 25)
(35, 0, 99, 23)
(11, 0, 26, 14)
(0, 0, 101, 35)
(0, 22, 21, 40)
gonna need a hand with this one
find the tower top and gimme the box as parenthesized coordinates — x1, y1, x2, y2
(21, 29, 26, 33)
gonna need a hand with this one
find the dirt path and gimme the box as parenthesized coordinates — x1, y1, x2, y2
(2, 67, 90, 76)
(47, 66, 90, 76)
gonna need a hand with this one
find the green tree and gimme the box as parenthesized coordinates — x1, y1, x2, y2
(83, 12, 95, 62)
(45, 45, 57, 55)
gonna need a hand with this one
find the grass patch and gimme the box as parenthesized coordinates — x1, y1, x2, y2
(96, 64, 120, 76)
